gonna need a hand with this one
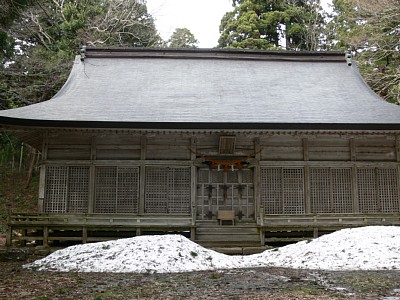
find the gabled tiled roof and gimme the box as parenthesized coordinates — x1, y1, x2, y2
(1, 47, 400, 130)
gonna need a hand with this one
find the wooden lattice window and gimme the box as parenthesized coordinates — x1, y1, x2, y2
(261, 167, 305, 214)
(378, 168, 399, 213)
(310, 168, 353, 213)
(44, 166, 89, 213)
(261, 168, 282, 214)
(332, 168, 353, 213)
(358, 168, 378, 213)
(68, 167, 90, 213)
(358, 167, 399, 213)
(145, 167, 190, 214)
(94, 167, 139, 214)
(310, 168, 330, 213)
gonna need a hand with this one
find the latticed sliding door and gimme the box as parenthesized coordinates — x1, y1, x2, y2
(358, 167, 399, 213)
(145, 167, 191, 214)
(94, 167, 139, 213)
(310, 168, 353, 213)
(44, 166, 89, 213)
(261, 167, 305, 214)
(196, 169, 254, 221)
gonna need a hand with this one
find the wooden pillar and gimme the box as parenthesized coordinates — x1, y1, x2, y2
(396, 136, 400, 212)
(21, 229, 27, 246)
(352, 165, 359, 213)
(38, 134, 48, 213)
(82, 227, 87, 244)
(350, 138, 356, 161)
(303, 137, 311, 214)
(90, 135, 97, 161)
(259, 230, 265, 247)
(38, 165, 46, 212)
(254, 138, 262, 226)
(302, 138, 309, 161)
(5, 227, 12, 247)
(6, 204, 12, 247)
(139, 136, 147, 215)
(350, 138, 359, 213)
(88, 136, 97, 213)
(88, 166, 95, 213)
(43, 226, 49, 247)
(190, 137, 197, 241)
(397, 165, 400, 212)
(304, 164, 311, 214)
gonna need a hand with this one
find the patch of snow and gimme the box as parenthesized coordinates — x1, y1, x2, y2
(24, 226, 400, 273)
(245, 226, 400, 271)
(25, 235, 244, 273)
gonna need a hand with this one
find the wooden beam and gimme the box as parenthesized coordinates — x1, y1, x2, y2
(259, 161, 399, 167)
(43, 160, 193, 166)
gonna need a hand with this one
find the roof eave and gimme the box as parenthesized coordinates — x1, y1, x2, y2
(1, 117, 400, 131)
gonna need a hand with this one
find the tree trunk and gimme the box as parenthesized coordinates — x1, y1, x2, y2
(25, 146, 36, 189)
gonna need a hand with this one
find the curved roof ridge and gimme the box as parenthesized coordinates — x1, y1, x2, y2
(82, 47, 346, 62)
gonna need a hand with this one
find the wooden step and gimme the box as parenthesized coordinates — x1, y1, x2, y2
(196, 222, 256, 226)
(194, 222, 261, 248)
(196, 227, 259, 235)
(196, 233, 260, 241)
(197, 240, 261, 248)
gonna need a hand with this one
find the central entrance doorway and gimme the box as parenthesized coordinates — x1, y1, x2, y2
(196, 168, 255, 222)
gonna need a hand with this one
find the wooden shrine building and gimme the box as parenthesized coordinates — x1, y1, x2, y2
(1, 47, 400, 250)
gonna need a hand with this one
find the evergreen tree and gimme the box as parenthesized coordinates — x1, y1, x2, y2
(328, 0, 400, 104)
(0, 0, 34, 63)
(0, 0, 161, 110)
(218, 0, 325, 50)
(168, 28, 199, 48)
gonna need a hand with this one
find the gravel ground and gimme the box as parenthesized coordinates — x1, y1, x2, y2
(1, 249, 400, 300)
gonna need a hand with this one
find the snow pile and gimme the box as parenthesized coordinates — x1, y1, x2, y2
(24, 226, 400, 273)
(25, 235, 244, 273)
(244, 226, 400, 271)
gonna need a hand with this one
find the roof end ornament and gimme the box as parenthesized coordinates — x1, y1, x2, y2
(345, 50, 352, 66)
(80, 46, 87, 61)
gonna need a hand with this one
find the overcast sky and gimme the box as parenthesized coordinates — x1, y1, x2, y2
(146, 0, 232, 48)
(146, 0, 333, 48)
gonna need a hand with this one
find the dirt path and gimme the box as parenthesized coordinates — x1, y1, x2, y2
(1, 250, 400, 300)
